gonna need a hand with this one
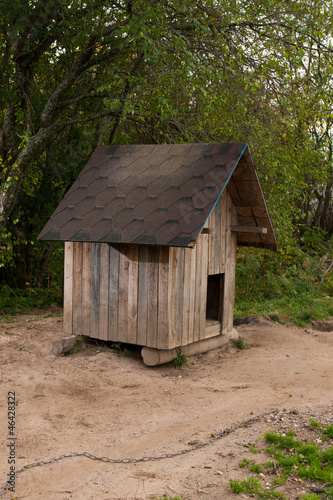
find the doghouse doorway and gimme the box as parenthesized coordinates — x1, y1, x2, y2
(206, 274, 224, 322)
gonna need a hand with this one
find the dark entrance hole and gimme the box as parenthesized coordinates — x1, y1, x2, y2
(206, 274, 224, 321)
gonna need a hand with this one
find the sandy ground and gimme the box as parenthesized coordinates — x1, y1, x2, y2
(0, 313, 332, 500)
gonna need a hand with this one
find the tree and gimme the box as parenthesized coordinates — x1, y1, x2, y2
(1, 0, 333, 248)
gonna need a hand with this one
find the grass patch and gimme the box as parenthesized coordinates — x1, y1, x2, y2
(169, 349, 188, 368)
(249, 445, 260, 453)
(323, 426, 333, 441)
(310, 419, 321, 429)
(235, 248, 333, 326)
(155, 497, 185, 500)
(232, 337, 249, 349)
(0, 284, 62, 314)
(230, 424, 333, 500)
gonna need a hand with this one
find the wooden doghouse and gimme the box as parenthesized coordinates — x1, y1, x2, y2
(39, 143, 277, 365)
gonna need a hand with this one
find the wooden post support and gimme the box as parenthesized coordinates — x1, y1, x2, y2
(141, 328, 238, 366)
(52, 336, 77, 356)
(231, 226, 268, 234)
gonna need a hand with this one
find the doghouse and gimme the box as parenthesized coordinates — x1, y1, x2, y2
(39, 143, 277, 365)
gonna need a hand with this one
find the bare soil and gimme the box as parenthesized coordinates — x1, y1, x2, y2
(0, 313, 332, 500)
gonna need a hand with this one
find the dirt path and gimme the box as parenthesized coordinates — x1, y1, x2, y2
(0, 314, 332, 499)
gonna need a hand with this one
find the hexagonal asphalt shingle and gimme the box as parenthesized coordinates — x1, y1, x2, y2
(38, 143, 277, 250)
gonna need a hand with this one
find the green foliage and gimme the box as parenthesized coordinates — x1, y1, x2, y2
(323, 426, 333, 441)
(230, 477, 285, 499)
(239, 458, 251, 467)
(235, 247, 333, 326)
(169, 349, 188, 368)
(155, 497, 185, 500)
(229, 477, 262, 495)
(232, 426, 333, 500)
(0, 0, 333, 310)
(0, 284, 62, 313)
(264, 430, 333, 494)
(310, 420, 321, 429)
(232, 337, 249, 349)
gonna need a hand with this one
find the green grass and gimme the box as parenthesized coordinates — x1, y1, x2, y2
(235, 248, 333, 326)
(230, 477, 285, 499)
(230, 424, 333, 500)
(249, 445, 260, 454)
(155, 497, 185, 500)
(169, 349, 188, 368)
(232, 337, 249, 349)
(323, 426, 333, 440)
(0, 284, 62, 313)
(310, 419, 321, 429)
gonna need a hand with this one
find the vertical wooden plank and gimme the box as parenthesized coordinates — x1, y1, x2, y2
(214, 195, 222, 274)
(208, 209, 215, 275)
(219, 191, 227, 273)
(117, 244, 129, 342)
(199, 234, 209, 340)
(63, 242, 74, 335)
(81, 242, 91, 336)
(223, 191, 234, 333)
(193, 236, 202, 343)
(227, 203, 238, 331)
(156, 246, 170, 349)
(108, 244, 119, 341)
(90, 243, 101, 338)
(175, 247, 184, 347)
(99, 243, 110, 341)
(146, 246, 159, 348)
(72, 242, 83, 335)
(182, 247, 194, 346)
(168, 247, 178, 349)
(127, 244, 139, 344)
(137, 245, 149, 346)
(188, 246, 196, 345)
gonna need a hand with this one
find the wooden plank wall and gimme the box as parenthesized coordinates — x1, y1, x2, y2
(64, 242, 171, 348)
(63, 242, 74, 335)
(63, 188, 238, 349)
(167, 189, 237, 349)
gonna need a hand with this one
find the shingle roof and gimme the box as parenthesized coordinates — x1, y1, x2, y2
(38, 143, 277, 250)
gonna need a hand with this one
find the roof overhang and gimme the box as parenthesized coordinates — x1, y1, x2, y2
(38, 143, 277, 251)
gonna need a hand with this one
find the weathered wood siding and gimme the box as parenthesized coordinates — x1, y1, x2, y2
(166, 189, 237, 348)
(64, 242, 171, 347)
(63, 188, 238, 349)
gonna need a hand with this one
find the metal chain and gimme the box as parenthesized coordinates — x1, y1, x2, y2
(0, 411, 270, 498)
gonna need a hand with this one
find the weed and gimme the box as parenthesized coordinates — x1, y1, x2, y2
(232, 337, 249, 349)
(155, 497, 185, 500)
(230, 477, 286, 498)
(229, 477, 261, 494)
(0, 315, 15, 323)
(66, 335, 83, 355)
(231, 425, 333, 500)
(250, 463, 264, 473)
(169, 349, 188, 368)
(264, 430, 333, 495)
(323, 425, 333, 440)
(108, 342, 123, 354)
(310, 419, 321, 429)
(249, 445, 260, 453)
(40, 311, 63, 318)
(301, 495, 322, 500)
